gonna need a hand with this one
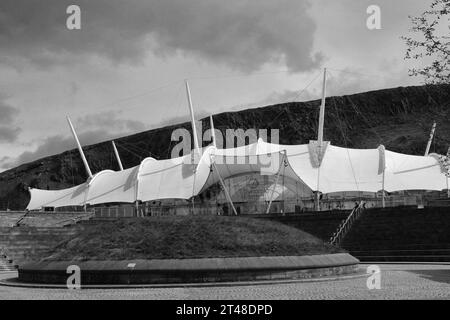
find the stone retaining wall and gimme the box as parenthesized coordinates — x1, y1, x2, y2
(19, 253, 359, 285)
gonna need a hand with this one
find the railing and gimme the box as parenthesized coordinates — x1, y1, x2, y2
(13, 211, 30, 227)
(329, 201, 365, 246)
(93, 206, 136, 218)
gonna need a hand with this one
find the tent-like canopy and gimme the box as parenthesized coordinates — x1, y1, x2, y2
(26, 139, 449, 210)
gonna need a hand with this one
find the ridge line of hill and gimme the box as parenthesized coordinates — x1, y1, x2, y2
(0, 83, 449, 209)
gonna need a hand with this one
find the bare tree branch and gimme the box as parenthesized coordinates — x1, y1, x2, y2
(401, 0, 450, 84)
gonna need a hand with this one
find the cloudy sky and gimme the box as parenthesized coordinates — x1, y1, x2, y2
(0, 0, 433, 171)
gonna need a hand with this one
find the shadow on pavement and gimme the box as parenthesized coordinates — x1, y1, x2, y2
(404, 269, 450, 285)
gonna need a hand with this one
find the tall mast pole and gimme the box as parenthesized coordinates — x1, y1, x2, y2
(315, 68, 327, 212)
(111, 141, 124, 171)
(379, 145, 386, 208)
(382, 167, 386, 208)
(209, 115, 217, 147)
(447, 147, 450, 199)
(318, 68, 327, 144)
(424, 121, 437, 156)
(185, 80, 200, 214)
(185, 80, 200, 152)
(212, 161, 238, 216)
(67, 116, 93, 179)
(266, 152, 286, 214)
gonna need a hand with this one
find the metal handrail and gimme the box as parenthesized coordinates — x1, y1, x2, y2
(13, 211, 30, 227)
(330, 201, 364, 246)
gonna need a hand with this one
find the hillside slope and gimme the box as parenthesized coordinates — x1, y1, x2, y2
(1, 84, 449, 210)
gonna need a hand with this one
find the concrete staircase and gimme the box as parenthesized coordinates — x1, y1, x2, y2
(329, 203, 365, 246)
(263, 210, 350, 241)
(263, 207, 450, 263)
(0, 226, 80, 267)
(0, 253, 15, 272)
(0, 212, 93, 228)
(342, 207, 450, 262)
(0, 212, 25, 227)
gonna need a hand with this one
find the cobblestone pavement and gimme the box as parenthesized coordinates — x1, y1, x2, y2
(0, 264, 449, 300)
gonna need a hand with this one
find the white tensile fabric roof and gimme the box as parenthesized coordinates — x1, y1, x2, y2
(26, 139, 449, 210)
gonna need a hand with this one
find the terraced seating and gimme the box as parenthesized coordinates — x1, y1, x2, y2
(0, 211, 93, 228)
(0, 212, 92, 267)
(0, 226, 80, 267)
(21, 212, 93, 227)
(0, 212, 26, 227)
(341, 207, 450, 262)
(261, 207, 450, 263)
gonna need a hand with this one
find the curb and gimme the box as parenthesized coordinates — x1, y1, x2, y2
(17, 253, 360, 285)
(0, 270, 367, 290)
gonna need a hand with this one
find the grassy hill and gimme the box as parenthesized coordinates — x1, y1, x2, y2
(42, 216, 342, 261)
(1, 83, 449, 209)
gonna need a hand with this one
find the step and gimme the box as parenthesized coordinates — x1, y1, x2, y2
(355, 255, 450, 262)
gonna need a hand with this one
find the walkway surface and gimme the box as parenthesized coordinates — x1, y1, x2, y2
(1, 264, 449, 300)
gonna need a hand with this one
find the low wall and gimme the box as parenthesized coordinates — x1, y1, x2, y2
(18, 253, 359, 285)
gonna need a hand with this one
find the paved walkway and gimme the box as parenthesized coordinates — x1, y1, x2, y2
(1, 264, 449, 300)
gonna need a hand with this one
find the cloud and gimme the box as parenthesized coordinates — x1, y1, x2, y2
(0, 130, 117, 170)
(0, 127, 21, 143)
(0, 0, 321, 72)
(0, 98, 21, 142)
(1, 106, 217, 170)
(0, 100, 19, 124)
(1, 109, 151, 169)
(1, 109, 148, 169)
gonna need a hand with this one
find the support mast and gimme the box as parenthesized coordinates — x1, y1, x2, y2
(185, 80, 200, 152)
(318, 68, 327, 144)
(266, 152, 286, 214)
(315, 68, 327, 211)
(447, 147, 450, 199)
(424, 122, 437, 156)
(379, 145, 386, 208)
(212, 161, 238, 216)
(185, 80, 201, 214)
(67, 116, 93, 179)
(209, 115, 217, 148)
(111, 141, 124, 171)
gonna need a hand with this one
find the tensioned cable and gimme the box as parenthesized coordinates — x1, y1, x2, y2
(85, 80, 182, 114)
(288, 71, 322, 104)
(347, 95, 384, 145)
(326, 71, 350, 146)
(116, 140, 148, 160)
(329, 68, 450, 148)
(203, 70, 322, 154)
(265, 71, 323, 131)
(327, 70, 385, 146)
(81, 69, 300, 118)
(78, 67, 395, 133)
(165, 83, 186, 159)
(152, 83, 187, 206)
(326, 68, 391, 80)
(196, 70, 323, 142)
(187, 69, 292, 81)
(116, 142, 143, 161)
(121, 140, 155, 159)
(70, 150, 75, 186)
